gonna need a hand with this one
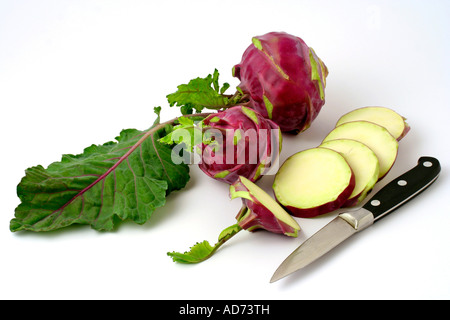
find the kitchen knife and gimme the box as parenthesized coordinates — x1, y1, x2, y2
(270, 156, 441, 283)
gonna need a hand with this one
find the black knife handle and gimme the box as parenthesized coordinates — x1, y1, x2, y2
(363, 156, 441, 222)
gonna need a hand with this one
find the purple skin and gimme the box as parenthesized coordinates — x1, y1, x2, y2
(236, 202, 298, 236)
(230, 176, 299, 237)
(233, 32, 328, 134)
(199, 106, 282, 185)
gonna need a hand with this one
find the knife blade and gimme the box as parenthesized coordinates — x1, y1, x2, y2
(270, 156, 441, 283)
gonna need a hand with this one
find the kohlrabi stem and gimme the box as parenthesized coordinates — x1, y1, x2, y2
(167, 210, 245, 263)
(162, 112, 212, 127)
(201, 223, 243, 262)
(127, 111, 212, 158)
(208, 91, 250, 111)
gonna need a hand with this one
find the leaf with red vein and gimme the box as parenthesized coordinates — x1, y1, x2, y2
(10, 118, 191, 232)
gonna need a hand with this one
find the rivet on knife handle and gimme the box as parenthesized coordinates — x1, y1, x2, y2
(363, 156, 441, 222)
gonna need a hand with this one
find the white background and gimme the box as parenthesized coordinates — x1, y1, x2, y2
(1, 0, 449, 300)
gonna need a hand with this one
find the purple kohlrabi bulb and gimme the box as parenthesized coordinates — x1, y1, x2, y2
(198, 106, 282, 185)
(233, 31, 328, 134)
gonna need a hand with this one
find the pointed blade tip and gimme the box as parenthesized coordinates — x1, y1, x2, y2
(269, 274, 279, 283)
(269, 265, 294, 283)
(269, 216, 359, 283)
(269, 275, 282, 283)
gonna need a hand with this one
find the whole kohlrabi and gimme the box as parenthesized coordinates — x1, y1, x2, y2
(198, 106, 282, 184)
(233, 32, 328, 134)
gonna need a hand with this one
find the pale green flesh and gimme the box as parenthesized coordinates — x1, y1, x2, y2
(214, 170, 230, 179)
(252, 37, 290, 80)
(336, 107, 407, 140)
(241, 106, 259, 124)
(208, 116, 221, 123)
(319, 139, 380, 203)
(309, 48, 325, 100)
(252, 37, 263, 50)
(238, 176, 299, 230)
(263, 95, 274, 119)
(323, 121, 398, 178)
(273, 148, 353, 209)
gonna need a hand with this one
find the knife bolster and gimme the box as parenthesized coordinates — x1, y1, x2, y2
(339, 208, 374, 231)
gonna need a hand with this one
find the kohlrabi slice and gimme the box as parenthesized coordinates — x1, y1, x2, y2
(336, 106, 410, 141)
(322, 121, 398, 180)
(273, 147, 355, 218)
(319, 139, 380, 206)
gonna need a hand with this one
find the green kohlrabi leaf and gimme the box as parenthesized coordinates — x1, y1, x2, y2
(167, 223, 242, 263)
(166, 69, 240, 115)
(167, 241, 215, 264)
(10, 110, 191, 232)
(158, 116, 204, 152)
